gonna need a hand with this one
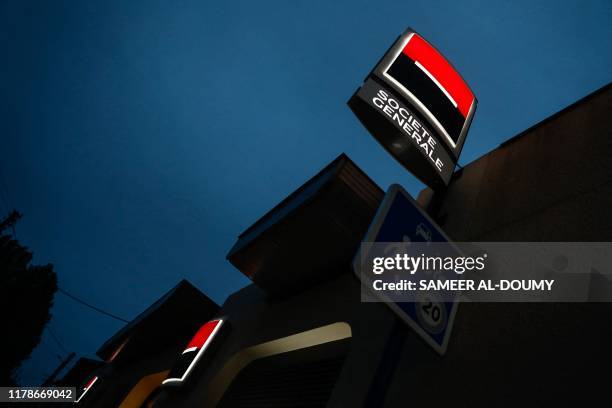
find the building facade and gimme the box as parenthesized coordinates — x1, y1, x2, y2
(66, 83, 612, 407)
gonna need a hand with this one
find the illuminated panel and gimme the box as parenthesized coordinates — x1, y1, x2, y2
(75, 376, 98, 404)
(403, 34, 474, 117)
(382, 32, 475, 147)
(162, 319, 225, 386)
(349, 28, 477, 188)
(108, 338, 128, 362)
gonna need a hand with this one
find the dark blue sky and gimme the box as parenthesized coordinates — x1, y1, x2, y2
(2, 0, 610, 385)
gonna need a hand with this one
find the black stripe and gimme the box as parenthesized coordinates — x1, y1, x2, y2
(386, 53, 465, 144)
(166, 349, 198, 380)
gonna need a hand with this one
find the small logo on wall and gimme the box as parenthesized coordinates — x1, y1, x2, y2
(75, 376, 98, 404)
(162, 319, 227, 386)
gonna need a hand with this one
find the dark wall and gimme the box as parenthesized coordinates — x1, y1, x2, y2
(156, 273, 397, 408)
(418, 84, 612, 242)
(79, 344, 179, 408)
(93, 85, 612, 407)
(381, 85, 612, 406)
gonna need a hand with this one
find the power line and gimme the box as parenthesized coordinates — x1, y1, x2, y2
(46, 326, 69, 356)
(42, 352, 75, 386)
(39, 334, 65, 363)
(58, 287, 129, 323)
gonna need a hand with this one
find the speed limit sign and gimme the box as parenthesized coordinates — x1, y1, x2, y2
(415, 292, 448, 335)
(353, 184, 459, 355)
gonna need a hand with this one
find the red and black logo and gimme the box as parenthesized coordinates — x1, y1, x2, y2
(380, 32, 476, 149)
(75, 375, 98, 403)
(162, 318, 226, 386)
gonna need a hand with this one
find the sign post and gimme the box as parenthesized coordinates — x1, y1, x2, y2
(354, 184, 458, 354)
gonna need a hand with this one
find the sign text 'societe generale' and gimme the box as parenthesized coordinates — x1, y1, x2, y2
(349, 28, 477, 188)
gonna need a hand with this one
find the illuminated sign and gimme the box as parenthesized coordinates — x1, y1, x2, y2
(348, 28, 477, 188)
(75, 376, 98, 404)
(162, 318, 226, 386)
(353, 184, 458, 354)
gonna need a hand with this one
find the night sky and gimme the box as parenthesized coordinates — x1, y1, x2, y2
(1, 0, 610, 385)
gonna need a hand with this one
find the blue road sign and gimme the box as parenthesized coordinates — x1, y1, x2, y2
(353, 184, 458, 354)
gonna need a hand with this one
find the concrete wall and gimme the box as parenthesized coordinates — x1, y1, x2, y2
(380, 85, 612, 406)
(89, 85, 611, 407)
(156, 272, 397, 407)
(81, 344, 180, 408)
(418, 84, 612, 242)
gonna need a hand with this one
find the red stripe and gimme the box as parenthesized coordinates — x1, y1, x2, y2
(84, 376, 97, 389)
(186, 319, 221, 349)
(403, 34, 474, 118)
